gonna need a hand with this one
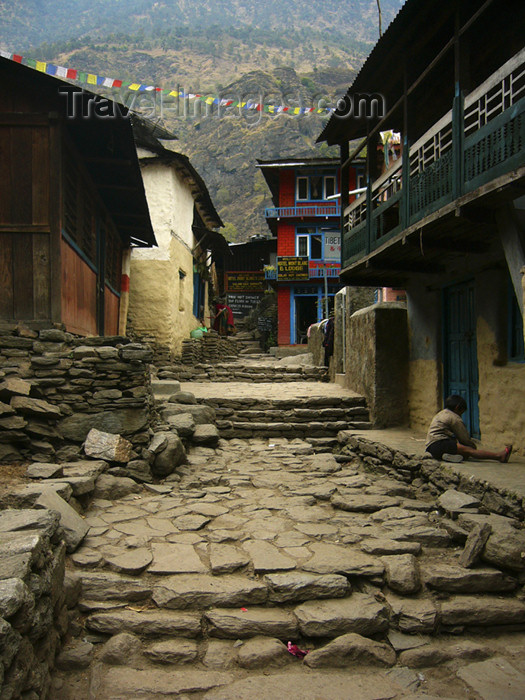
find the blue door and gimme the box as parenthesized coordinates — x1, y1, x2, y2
(443, 281, 480, 438)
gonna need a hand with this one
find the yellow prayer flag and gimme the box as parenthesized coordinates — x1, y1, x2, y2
(36, 61, 47, 72)
(128, 84, 141, 91)
(87, 74, 97, 85)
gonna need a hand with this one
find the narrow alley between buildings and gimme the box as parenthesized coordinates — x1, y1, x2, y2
(45, 353, 525, 700)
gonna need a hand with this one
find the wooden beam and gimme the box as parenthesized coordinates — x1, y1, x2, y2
(368, 258, 445, 274)
(405, 236, 489, 254)
(84, 157, 133, 166)
(0, 225, 50, 233)
(96, 184, 137, 191)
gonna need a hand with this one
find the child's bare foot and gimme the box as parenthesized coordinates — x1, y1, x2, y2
(500, 445, 513, 463)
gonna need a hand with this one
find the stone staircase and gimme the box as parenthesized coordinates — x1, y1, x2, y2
(53, 439, 525, 698)
(206, 395, 371, 439)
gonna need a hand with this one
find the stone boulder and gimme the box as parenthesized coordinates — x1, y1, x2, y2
(84, 429, 132, 463)
(93, 474, 141, 500)
(167, 414, 196, 439)
(304, 633, 396, 668)
(151, 433, 186, 476)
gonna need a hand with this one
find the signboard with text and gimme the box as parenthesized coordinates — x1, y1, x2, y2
(324, 234, 341, 261)
(277, 256, 309, 281)
(226, 271, 266, 293)
(227, 293, 263, 318)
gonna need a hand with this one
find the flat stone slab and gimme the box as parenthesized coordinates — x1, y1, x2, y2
(91, 667, 232, 698)
(86, 609, 202, 637)
(439, 596, 525, 626)
(149, 543, 207, 574)
(302, 542, 384, 577)
(331, 494, 401, 512)
(79, 572, 153, 601)
(242, 540, 296, 572)
(457, 656, 525, 700)
(438, 489, 480, 512)
(143, 639, 199, 664)
(236, 637, 290, 669)
(152, 575, 268, 609)
(264, 572, 350, 603)
(26, 463, 64, 479)
(209, 543, 250, 574)
(422, 564, 517, 593)
(203, 671, 403, 700)
(104, 548, 153, 574)
(304, 632, 396, 668)
(386, 596, 438, 634)
(360, 539, 422, 556)
(35, 488, 89, 552)
(205, 607, 298, 639)
(399, 640, 491, 668)
(294, 594, 389, 638)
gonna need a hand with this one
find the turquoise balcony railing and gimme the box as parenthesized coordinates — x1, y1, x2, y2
(342, 51, 525, 269)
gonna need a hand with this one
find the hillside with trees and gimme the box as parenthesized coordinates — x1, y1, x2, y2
(0, 0, 402, 239)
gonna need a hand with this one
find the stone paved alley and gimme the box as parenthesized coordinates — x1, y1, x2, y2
(44, 364, 525, 700)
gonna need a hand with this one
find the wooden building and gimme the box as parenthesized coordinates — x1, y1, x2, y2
(257, 157, 364, 345)
(318, 0, 525, 448)
(0, 56, 156, 335)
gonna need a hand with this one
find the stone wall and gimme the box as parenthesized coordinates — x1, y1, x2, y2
(0, 326, 154, 463)
(307, 323, 325, 368)
(337, 431, 525, 520)
(0, 509, 70, 700)
(345, 303, 409, 428)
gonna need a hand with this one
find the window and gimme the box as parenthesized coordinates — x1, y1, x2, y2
(296, 227, 324, 261)
(296, 172, 338, 201)
(325, 176, 336, 199)
(297, 177, 308, 200)
(296, 235, 309, 257)
(311, 234, 323, 259)
(310, 176, 323, 200)
(179, 269, 186, 311)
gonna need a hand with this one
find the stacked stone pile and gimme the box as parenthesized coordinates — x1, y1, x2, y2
(156, 361, 329, 383)
(51, 438, 525, 697)
(179, 334, 239, 367)
(0, 327, 155, 462)
(337, 431, 525, 520)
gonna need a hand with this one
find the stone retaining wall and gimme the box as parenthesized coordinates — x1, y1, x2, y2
(337, 432, 525, 520)
(0, 327, 155, 463)
(0, 509, 71, 700)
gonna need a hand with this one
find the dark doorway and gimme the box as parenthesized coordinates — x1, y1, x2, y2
(443, 280, 480, 438)
(295, 295, 318, 344)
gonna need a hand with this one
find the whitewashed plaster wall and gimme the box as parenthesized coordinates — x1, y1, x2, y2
(128, 150, 201, 356)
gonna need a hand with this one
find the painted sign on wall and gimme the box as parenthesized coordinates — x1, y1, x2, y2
(324, 234, 341, 260)
(277, 256, 309, 281)
(226, 271, 266, 293)
(227, 293, 263, 318)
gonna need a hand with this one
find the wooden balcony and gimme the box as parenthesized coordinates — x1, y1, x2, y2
(342, 50, 525, 276)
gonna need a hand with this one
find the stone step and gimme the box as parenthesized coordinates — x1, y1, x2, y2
(218, 422, 371, 439)
(201, 396, 367, 410)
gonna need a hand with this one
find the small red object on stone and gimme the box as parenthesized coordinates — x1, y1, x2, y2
(287, 641, 308, 658)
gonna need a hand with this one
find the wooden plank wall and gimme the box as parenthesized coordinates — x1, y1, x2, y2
(104, 287, 120, 336)
(60, 238, 97, 336)
(0, 122, 53, 321)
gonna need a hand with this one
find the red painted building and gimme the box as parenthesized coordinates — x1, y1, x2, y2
(257, 158, 364, 345)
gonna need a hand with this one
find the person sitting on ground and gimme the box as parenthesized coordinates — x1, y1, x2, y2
(425, 394, 512, 463)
